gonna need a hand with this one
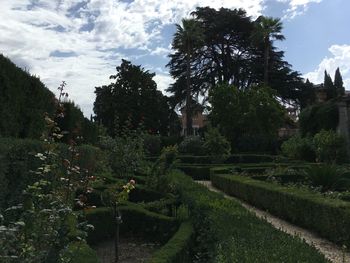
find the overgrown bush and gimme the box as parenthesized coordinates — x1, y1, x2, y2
(281, 134, 315, 162)
(313, 130, 348, 163)
(203, 127, 231, 163)
(147, 145, 178, 193)
(178, 136, 205, 156)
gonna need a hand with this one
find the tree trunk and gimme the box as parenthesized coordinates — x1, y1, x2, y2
(264, 39, 269, 86)
(185, 51, 192, 136)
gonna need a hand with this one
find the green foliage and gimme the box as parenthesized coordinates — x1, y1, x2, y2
(59, 242, 99, 263)
(203, 127, 231, 163)
(94, 59, 177, 137)
(299, 101, 339, 136)
(84, 207, 115, 244)
(334, 67, 345, 96)
(171, 171, 329, 262)
(147, 146, 179, 192)
(212, 173, 350, 247)
(0, 54, 55, 138)
(149, 221, 194, 263)
(324, 70, 337, 99)
(313, 130, 348, 163)
(209, 84, 284, 151)
(281, 134, 315, 162)
(167, 7, 306, 110)
(99, 129, 145, 177)
(305, 164, 347, 192)
(143, 134, 162, 156)
(178, 136, 205, 155)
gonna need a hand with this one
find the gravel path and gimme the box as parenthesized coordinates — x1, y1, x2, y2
(93, 237, 159, 263)
(197, 180, 350, 263)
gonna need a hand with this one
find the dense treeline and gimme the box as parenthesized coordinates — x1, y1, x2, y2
(0, 54, 99, 144)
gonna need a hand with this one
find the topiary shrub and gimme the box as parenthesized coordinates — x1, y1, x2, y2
(178, 136, 205, 156)
(203, 127, 231, 163)
(281, 135, 315, 162)
(313, 130, 348, 163)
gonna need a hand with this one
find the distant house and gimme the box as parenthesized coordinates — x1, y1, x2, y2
(179, 105, 208, 136)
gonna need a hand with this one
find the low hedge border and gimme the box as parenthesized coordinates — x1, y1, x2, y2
(211, 173, 350, 246)
(85, 204, 178, 244)
(170, 171, 329, 262)
(148, 221, 194, 263)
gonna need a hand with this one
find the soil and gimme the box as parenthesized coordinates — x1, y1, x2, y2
(93, 237, 160, 263)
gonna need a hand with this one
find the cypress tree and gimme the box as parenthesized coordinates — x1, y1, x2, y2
(323, 70, 336, 99)
(334, 67, 345, 96)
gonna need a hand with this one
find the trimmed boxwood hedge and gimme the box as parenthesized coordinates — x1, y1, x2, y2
(170, 171, 329, 262)
(211, 173, 350, 247)
(85, 204, 178, 244)
(177, 154, 288, 165)
(148, 221, 194, 263)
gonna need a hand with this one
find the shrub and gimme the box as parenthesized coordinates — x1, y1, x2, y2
(281, 134, 315, 162)
(178, 136, 205, 156)
(203, 127, 231, 163)
(299, 101, 339, 136)
(305, 164, 350, 192)
(313, 130, 348, 163)
(212, 173, 350, 247)
(149, 221, 194, 263)
(59, 241, 99, 263)
(144, 134, 162, 156)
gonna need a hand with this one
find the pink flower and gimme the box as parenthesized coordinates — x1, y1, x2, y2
(130, 179, 136, 185)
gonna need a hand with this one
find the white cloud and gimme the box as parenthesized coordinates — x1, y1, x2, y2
(304, 45, 350, 89)
(280, 0, 323, 19)
(0, 0, 264, 116)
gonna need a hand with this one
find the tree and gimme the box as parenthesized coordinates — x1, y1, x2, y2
(94, 60, 176, 136)
(171, 18, 204, 136)
(323, 70, 336, 99)
(334, 67, 345, 96)
(208, 83, 284, 151)
(254, 16, 285, 86)
(167, 8, 305, 110)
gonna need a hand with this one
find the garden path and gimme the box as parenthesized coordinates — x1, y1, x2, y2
(93, 237, 159, 263)
(197, 180, 350, 263)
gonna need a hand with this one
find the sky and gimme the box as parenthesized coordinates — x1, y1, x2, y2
(1, 0, 349, 116)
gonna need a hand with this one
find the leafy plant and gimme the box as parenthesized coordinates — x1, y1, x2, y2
(178, 136, 205, 155)
(305, 164, 345, 192)
(281, 134, 315, 162)
(313, 130, 348, 163)
(147, 145, 179, 193)
(203, 127, 231, 163)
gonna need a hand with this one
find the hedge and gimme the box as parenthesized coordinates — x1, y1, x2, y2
(177, 154, 288, 165)
(60, 241, 99, 263)
(170, 171, 329, 262)
(85, 204, 177, 244)
(177, 165, 211, 180)
(149, 221, 194, 263)
(211, 173, 350, 247)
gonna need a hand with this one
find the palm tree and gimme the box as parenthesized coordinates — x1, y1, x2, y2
(254, 16, 285, 86)
(172, 18, 203, 136)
